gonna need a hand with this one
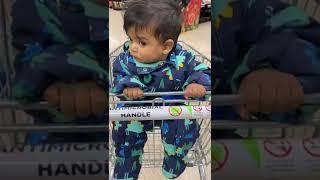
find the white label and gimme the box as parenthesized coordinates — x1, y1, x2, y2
(109, 105, 211, 121)
(213, 138, 320, 178)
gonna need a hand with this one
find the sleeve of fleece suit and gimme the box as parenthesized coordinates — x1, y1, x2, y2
(11, 0, 108, 122)
(182, 51, 211, 91)
(229, 0, 320, 122)
(111, 52, 147, 94)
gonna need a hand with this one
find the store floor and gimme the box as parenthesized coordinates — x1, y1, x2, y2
(109, 8, 211, 180)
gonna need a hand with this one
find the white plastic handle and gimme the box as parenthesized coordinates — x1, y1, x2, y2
(109, 105, 211, 121)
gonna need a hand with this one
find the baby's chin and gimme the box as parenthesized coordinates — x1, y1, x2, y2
(135, 57, 160, 64)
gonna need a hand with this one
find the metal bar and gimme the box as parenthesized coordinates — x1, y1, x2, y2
(178, 41, 211, 60)
(0, 100, 51, 109)
(213, 120, 320, 129)
(0, 124, 107, 133)
(213, 93, 320, 106)
(0, 93, 319, 109)
(110, 105, 211, 121)
(110, 99, 208, 104)
(109, 91, 211, 97)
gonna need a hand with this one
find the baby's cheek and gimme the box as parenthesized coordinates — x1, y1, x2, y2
(148, 51, 158, 59)
(142, 50, 151, 59)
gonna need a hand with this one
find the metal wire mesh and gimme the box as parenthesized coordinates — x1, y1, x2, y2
(0, 0, 319, 178)
(212, 0, 320, 139)
(108, 42, 211, 179)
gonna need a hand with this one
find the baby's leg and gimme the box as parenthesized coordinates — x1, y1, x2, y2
(112, 120, 149, 180)
(160, 119, 200, 179)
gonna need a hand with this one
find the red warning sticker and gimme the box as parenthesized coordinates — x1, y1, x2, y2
(303, 138, 320, 158)
(193, 106, 202, 112)
(264, 139, 292, 158)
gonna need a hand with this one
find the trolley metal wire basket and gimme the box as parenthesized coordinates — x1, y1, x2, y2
(1, 0, 320, 179)
(213, 0, 320, 139)
(108, 41, 211, 180)
(0, 1, 107, 179)
(213, 0, 320, 179)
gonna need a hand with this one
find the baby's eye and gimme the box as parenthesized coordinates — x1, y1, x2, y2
(139, 41, 146, 46)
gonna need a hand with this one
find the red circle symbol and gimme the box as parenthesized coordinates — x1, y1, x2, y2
(212, 142, 229, 171)
(193, 106, 202, 112)
(264, 139, 292, 158)
(303, 138, 320, 157)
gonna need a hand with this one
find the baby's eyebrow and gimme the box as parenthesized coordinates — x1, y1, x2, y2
(136, 36, 148, 41)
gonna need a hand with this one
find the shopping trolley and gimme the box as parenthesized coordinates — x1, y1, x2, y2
(213, 0, 320, 179)
(213, 0, 320, 138)
(108, 41, 211, 180)
(109, 0, 127, 10)
(0, 2, 108, 179)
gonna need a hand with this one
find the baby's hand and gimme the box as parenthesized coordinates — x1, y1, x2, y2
(184, 83, 206, 99)
(239, 68, 304, 119)
(123, 87, 144, 99)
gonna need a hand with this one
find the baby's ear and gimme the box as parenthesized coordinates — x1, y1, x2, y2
(162, 39, 175, 55)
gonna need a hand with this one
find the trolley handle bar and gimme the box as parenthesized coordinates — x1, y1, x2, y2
(0, 93, 318, 109)
(0, 125, 107, 133)
(213, 120, 320, 129)
(214, 93, 320, 106)
(109, 99, 210, 104)
(109, 91, 211, 97)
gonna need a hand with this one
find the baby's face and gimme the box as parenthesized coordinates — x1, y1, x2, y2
(127, 27, 167, 64)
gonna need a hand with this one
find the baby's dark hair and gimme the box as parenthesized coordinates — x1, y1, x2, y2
(124, 0, 182, 44)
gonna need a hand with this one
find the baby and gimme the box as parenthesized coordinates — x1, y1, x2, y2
(111, 0, 211, 179)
